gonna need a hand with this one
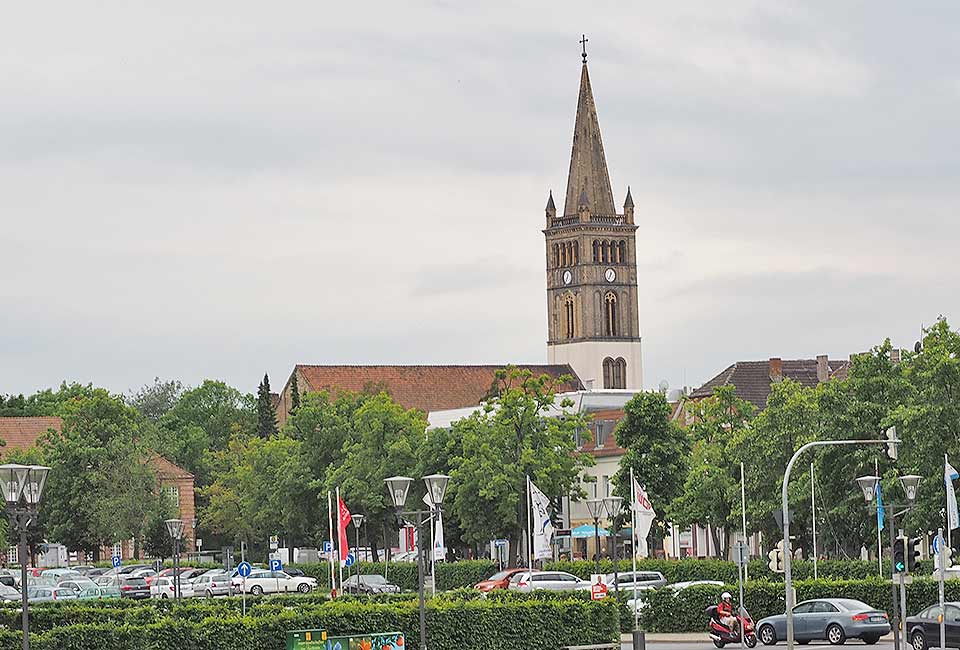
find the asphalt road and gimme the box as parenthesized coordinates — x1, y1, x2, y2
(621, 641, 897, 650)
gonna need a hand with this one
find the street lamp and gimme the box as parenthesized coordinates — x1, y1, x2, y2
(585, 498, 605, 575)
(603, 496, 624, 594)
(165, 518, 185, 601)
(855, 475, 880, 502)
(0, 463, 50, 650)
(384, 473, 451, 650)
(350, 513, 365, 583)
(899, 475, 922, 503)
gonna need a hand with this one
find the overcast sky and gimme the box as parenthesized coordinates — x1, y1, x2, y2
(2, 1, 957, 398)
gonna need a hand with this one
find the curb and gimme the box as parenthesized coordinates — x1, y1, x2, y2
(620, 633, 705, 643)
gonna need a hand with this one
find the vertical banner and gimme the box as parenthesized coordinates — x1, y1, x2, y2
(632, 477, 656, 558)
(338, 495, 352, 565)
(529, 479, 555, 560)
(946, 456, 960, 530)
(434, 510, 446, 561)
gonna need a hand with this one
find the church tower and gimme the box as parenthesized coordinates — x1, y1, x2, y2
(544, 46, 643, 389)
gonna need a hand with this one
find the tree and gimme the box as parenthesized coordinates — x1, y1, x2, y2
(290, 373, 300, 414)
(142, 493, 179, 559)
(0, 382, 96, 417)
(256, 374, 277, 438)
(670, 385, 755, 558)
(448, 367, 594, 563)
(127, 377, 185, 422)
(611, 391, 690, 550)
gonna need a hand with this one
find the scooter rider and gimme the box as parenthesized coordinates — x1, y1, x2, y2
(717, 592, 737, 632)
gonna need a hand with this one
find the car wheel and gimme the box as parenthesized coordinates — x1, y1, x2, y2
(250, 585, 263, 596)
(161, 594, 168, 599)
(205, 590, 213, 598)
(911, 631, 927, 650)
(862, 636, 879, 646)
(759, 625, 777, 646)
(297, 583, 310, 593)
(826, 624, 846, 645)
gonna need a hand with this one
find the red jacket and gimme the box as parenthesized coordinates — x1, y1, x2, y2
(718, 601, 734, 617)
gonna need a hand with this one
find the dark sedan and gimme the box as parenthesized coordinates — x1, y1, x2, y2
(757, 598, 889, 646)
(906, 602, 960, 649)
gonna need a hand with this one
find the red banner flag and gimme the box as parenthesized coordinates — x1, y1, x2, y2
(338, 497, 351, 565)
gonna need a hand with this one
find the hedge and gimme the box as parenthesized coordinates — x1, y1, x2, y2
(0, 596, 619, 650)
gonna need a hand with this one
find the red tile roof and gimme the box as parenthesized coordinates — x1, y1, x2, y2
(294, 364, 583, 414)
(690, 358, 850, 409)
(0, 417, 62, 453)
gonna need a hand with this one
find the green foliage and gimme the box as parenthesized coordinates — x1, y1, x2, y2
(448, 367, 594, 560)
(256, 373, 278, 438)
(290, 373, 300, 413)
(0, 382, 96, 417)
(126, 378, 185, 423)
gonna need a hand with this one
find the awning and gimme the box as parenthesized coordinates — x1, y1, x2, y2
(571, 524, 610, 539)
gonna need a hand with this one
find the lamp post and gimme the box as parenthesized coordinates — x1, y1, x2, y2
(165, 519, 185, 601)
(0, 464, 50, 650)
(351, 513, 365, 583)
(384, 474, 450, 650)
(585, 498, 604, 575)
(603, 496, 624, 595)
(855, 473, 921, 650)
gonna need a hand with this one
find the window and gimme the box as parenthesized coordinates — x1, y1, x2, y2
(553, 244, 560, 268)
(573, 241, 579, 265)
(7, 547, 17, 564)
(592, 240, 599, 262)
(564, 295, 575, 339)
(618, 240, 626, 263)
(163, 485, 180, 508)
(573, 427, 584, 449)
(793, 602, 815, 614)
(595, 421, 608, 448)
(811, 601, 838, 613)
(604, 292, 618, 336)
(112, 542, 123, 559)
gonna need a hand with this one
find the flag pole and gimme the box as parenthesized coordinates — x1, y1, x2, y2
(526, 475, 534, 571)
(631, 467, 639, 630)
(336, 487, 343, 592)
(876, 459, 882, 577)
(740, 462, 748, 584)
(327, 491, 335, 594)
(811, 462, 817, 580)
(430, 505, 436, 596)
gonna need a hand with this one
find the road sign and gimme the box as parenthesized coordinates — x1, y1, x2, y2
(734, 541, 748, 567)
(111, 555, 121, 568)
(344, 552, 356, 568)
(237, 561, 253, 578)
(322, 540, 333, 553)
(590, 574, 608, 601)
(270, 535, 279, 550)
(195, 538, 202, 550)
(269, 558, 283, 572)
(494, 539, 508, 548)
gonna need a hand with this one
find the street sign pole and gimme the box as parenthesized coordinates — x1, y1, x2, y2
(937, 529, 946, 650)
(735, 541, 746, 650)
(237, 561, 252, 617)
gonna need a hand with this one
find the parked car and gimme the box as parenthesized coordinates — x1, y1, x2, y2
(86, 568, 109, 577)
(757, 598, 890, 646)
(180, 568, 209, 581)
(232, 570, 316, 595)
(605, 570, 666, 591)
(117, 564, 150, 575)
(668, 580, 726, 592)
(475, 568, 529, 593)
(58, 578, 98, 594)
(130, 568, 159, 585)
(27, 587, 77, 603)
(94, 575, 119, 587)
(77, 585, 122, 600)
(507, 570, 590, 593)
(0, 584, 20, 602)
(284, 567, 306, 578)
(41, 568, 82, 582)
(0, 573, 15, 588)
(192, 571, 235, 598)
(933, 568, 960, 581)
(117, 576, 151, 599)
(151, 576, 195, 599)
(342, 574, 400, 595)
(70, 566, 96, 575)
(906, 602, 960, 649)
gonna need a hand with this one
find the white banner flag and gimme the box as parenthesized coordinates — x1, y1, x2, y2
(434, 510, 447, 561)
(947, 457, 960, 531)
(529, 480, 555, 560)
(632, 478, 656, 558)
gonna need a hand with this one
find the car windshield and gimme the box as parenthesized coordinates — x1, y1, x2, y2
(487, 570, 513, 581)
(835, 599, 871, 611)
(509, 573, 528, 584)
(361, 575, 387, 584)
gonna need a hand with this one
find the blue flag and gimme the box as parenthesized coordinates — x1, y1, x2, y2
(876, 482, 884, 531)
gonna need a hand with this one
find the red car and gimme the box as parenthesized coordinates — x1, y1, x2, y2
(474, 568, 529, 593)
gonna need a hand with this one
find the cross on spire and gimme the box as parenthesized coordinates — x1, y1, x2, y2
(580, 34, 588, 63)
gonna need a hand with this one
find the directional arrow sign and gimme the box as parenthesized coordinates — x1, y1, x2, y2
(237, 561, 252, 578)
(344, 552, 356, 568)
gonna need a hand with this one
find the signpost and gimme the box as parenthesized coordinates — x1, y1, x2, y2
(270, 535, 279, 551)
(734, 541, 748, 650)
(112, 554, 121, 585)
(270, 558, 283, 594)
(237, 561, 252, 616)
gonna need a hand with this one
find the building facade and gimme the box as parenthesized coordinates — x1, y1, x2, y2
(545, 52, 643, 390)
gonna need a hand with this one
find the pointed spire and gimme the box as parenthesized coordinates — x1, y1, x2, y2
(562, 59, 616, 217)
(578, 188, 590, 207)
(624, 186, 634, 208)
(545, 190, 556, 211)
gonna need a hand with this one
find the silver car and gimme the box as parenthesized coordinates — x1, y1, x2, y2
(507, 570, 590, 592)
(605, 570, 666, 590)
(757, 598, 890, 646)
(192, 572, 235, 597)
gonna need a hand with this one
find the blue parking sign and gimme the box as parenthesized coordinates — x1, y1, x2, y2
(237, 561, 252, 578)
(269, 558, 282, 572)
(111, 555, 121, 568)
(322, 540, 333, 553)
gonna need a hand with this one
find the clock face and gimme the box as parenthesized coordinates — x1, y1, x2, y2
(604, 268, 616, 283)
(562, 270, 572, 285)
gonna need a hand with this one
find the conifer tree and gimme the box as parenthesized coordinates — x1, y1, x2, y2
(256, 373, 278, 438)
(290, 372, 300, 414)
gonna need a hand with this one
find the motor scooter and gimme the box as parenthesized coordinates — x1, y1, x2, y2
(705, 604, 757, 648)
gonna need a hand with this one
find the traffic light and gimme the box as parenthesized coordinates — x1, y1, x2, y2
(942, 546, 954, 571)
(893, 537, 906, 573)
(768, 540, 785, 574)
(907, 537, 922, 573)
(885, 426, 898, 461)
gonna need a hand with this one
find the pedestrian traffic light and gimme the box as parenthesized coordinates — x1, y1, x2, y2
(893, 537, 906, 573)
(942, 546, 954, 570)
(907, 537, 922, 573)
(885, 427, 898, 461)
(768, 540, 785, 574)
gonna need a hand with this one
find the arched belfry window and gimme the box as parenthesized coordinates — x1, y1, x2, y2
(604, 292, 618, 337)
(592, 240, 599, 262)
(563, 294, 576, 340)
(618, 240, 626, 264)
(553, 244, 560, 268)
(602, 357, 627, 389)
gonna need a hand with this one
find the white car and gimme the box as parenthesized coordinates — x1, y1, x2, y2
(507, 570, 591, 593)
(151, 576, 195, 599)
(232, 570, 316, 595)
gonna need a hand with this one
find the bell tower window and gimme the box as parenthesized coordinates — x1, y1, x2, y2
(604, 292, 618, 336)
(564, 294, 576, 339)
(602, 357, 627, 389)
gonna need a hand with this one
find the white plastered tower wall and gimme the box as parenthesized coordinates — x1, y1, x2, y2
(548, 340, 643, 390)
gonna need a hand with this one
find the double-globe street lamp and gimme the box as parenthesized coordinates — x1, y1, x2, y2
(0, 464, 50, 650)
(165, 518, 185, 601)
(384, 474, 450, 650)
(585, 496, 624, 589)
(855, 473, 922, 650)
